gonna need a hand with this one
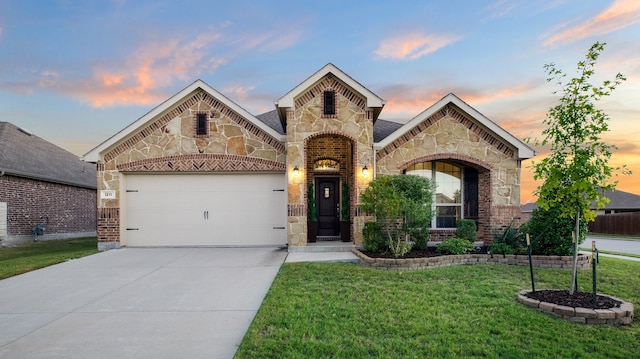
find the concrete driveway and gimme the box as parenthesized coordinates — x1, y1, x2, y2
(0, 247, 287, 359)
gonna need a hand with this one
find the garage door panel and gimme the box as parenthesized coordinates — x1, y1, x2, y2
(125, 174, 286, 246)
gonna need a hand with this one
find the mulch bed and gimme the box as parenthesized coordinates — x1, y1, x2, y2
(524, 289, 622, 309)
(360, 246, 488, 259)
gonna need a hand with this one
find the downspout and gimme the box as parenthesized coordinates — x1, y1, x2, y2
(372, 144, 376, 179)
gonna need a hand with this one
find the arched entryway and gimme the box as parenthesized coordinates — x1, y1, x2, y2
(305, 133, 356, 242)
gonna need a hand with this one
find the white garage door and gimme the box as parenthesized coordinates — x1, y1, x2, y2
(124, 174, 286, 247)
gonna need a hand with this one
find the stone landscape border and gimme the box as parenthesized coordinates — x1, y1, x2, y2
(517, 290, 634, 325)
(352, 249, 591, 271)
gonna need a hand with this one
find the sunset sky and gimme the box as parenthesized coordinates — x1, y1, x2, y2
(1, 0, 638, 203)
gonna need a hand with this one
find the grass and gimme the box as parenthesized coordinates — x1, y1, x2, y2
(0, 237, 98, 280)
(237, 258, 639, 358)
(580, 248, 640, 259)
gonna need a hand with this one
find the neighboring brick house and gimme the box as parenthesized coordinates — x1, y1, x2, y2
(0, 122, 97, 243)
(83, 64, 535, 251)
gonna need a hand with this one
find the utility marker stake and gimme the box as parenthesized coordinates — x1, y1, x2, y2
(592, 240, 597, 305)
(526, 233, 535, 292)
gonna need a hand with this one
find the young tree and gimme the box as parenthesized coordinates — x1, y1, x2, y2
(529, 42, 628, 294)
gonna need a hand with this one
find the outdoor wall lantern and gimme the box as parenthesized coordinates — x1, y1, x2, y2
(362, 165, 369, 177)
(293, 166, 300, 177)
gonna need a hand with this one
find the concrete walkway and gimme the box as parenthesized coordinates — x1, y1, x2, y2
(0, 247, 287, 359)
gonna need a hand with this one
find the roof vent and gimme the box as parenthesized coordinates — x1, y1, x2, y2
(17, 127, 33, 136)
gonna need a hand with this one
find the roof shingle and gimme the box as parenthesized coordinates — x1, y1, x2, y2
(0, 122, 96, 188)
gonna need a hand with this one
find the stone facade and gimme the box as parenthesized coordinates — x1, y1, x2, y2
(95, 88, 286, 249)
(376, 104, 523, 242)
(86, 64, 534, 250)
(285, 74, 374, 247)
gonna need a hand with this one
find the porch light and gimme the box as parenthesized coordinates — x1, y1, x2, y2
(293, 166, 300, 177)
(362, 166, 369, 177)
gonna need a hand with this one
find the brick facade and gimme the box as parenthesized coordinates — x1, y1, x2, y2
(0, 174, 96, 242)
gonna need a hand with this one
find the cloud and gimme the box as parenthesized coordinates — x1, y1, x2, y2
(66, 30, 225, 107)
(223, 85, 255, 101)
(484, 0, 520, 20)
(231, 19, 306, 53)
(374, 32, 461, 60)
(543, 0, 640, 46)
(5, 22, 303, 108)
(377, 81, 538, 122)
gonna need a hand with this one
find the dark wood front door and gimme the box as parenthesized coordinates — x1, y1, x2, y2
(316, 177, 339, 236)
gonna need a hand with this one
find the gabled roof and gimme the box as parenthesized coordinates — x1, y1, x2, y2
(83, 79, 285, 163)
(374, 93, 536, 160)
(0, 122, 96, 188)
(274, 63, 385, 129)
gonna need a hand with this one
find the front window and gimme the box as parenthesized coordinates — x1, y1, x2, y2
(405, 161, 463, 228)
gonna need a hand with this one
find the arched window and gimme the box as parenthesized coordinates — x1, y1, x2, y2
(405, 161, 478, 228)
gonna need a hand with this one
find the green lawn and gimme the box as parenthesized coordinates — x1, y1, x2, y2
(581, 248, 640, 259)
(237, 258, 639, 358)
(0, 237, 98, 280)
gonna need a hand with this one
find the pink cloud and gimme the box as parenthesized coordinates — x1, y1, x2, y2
(223, 85, 256, 101)
(543, 0, 640, 46)
(374, 32, 461, 60)
(77, 31, 226, 107)
(378, 83, 536, 121)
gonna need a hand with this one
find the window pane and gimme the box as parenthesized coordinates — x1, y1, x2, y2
(436, 206, 460, 228)
(196, 113, 208, 135)
(435, 162, 461, 204)
(404, 162, 432, 177)
(323, 91, 336, 115)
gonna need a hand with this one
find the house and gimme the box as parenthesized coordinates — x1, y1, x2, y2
(521, 188, 640, 219)
(0, 122, 97, 243)
(594, 189, 640, 215)
(83, 64, 535, 251)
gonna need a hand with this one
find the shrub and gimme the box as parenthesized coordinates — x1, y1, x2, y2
(360, 175, 434, 257)
(307, 183, 316, 221)
(436, 237, 474, 255)
(489, 242, 515, 255)
(362, 222, 385, 252)
(413, 231, 428, 250)
(523, 206, 587, 256)
(456, 219, 477, 242)
(341, 183, 349, 221)
(492, 221, 527, 255)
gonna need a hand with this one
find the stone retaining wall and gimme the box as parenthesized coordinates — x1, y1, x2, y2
(517, 290, 634, 325)
(352, 249, 591, 271)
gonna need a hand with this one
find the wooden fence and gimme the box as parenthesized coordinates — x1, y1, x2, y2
(588, 212, 640, 236)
